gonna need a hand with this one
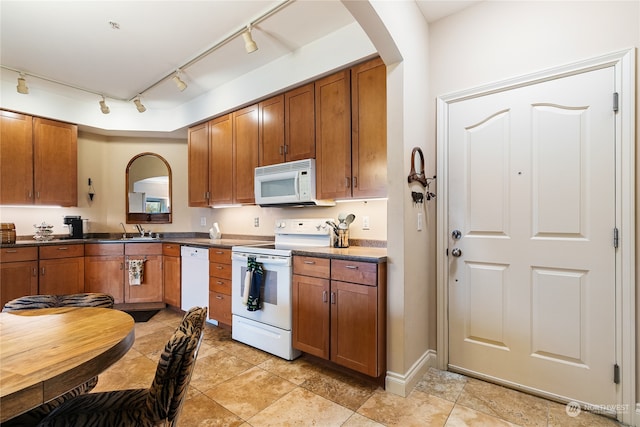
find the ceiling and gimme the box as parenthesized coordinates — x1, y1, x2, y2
(1, 0, 478, 120)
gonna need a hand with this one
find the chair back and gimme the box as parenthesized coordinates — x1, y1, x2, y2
(2, 293, 115, 312)
(145, 306, 207, 426)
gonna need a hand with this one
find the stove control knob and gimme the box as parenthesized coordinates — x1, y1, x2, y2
(277, 221, 287, 229)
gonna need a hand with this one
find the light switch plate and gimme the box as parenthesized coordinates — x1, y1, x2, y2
(362, 216, 370, 230)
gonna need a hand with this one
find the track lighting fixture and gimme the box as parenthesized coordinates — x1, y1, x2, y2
(242, 25, 258, 53)
(172, 71, 187, 91)
(133, 96, 146, 113)
(16, 73, 29, 94)
(99, 96, 110, 114)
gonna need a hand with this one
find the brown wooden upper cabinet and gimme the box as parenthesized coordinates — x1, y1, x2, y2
(316, 58, 387, 200)
(0, 111, 78, 206)
(259, 83, 316, 167)
(187, 122, 210, 207)
(187, 57, 386, 205)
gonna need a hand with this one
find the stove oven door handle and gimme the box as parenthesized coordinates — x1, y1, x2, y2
(232, 253, 290, 265)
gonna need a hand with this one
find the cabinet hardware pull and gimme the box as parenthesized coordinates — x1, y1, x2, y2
(279, 145, 283, 155)
(5, 250, 17, 253)
(353, 176, 358, 188)
(216, 295, 223, 300)
(216, 266, 223, 270)
(58, 247, 68, 250)
(284, 144, 288, 154)
(330, 292, 336, 304)
(345, 177, 350, 188)
(303, 260, 315, 265)
(345, 265, 358, 270)
(322, 290, 328, 303)
(41, 267, 45, 275)
(120, 263, 124, 270)
(32, 267, 37, 276)
(215, 251, 223, 254)
(217, 280, 223, 285)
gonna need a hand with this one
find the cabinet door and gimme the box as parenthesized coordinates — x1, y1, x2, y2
(233, 104, 259, 204)
(0, 111, 33, 204)
(39, 257, 84, 295)
(0, 261, 38, 308)
(210, 114, 234, 205)
(33, 117, 77, 206)
(125, 255, 163, 303)
(85, 256, 124, 303)
(188, 122, 210, 207)
(259, 95, 285, 166)
(315, 70, 351, 200)
(163, 255, 181, 307)
(331, 280, 378, 376)
(209, 291, 232, 324)
(351, 58, 387, 198)
(285, 83, 316, 162)
(292, 274, 330, 358)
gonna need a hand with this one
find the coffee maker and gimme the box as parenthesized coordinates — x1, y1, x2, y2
(63, 216, 83, 239)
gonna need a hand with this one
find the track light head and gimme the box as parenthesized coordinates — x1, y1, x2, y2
(16, 74, 29, 94)
(99, 96, 110, 114)
(133, 96, 146, 113)
(172, 72, 187, 91)
(242, 26, 258, 53)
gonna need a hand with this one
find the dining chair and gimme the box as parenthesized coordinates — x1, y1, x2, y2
(37, 306, 208, 427)
(1, 293, 115, 427)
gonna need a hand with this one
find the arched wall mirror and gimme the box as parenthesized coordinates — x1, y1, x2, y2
(126, 152, 172, 224)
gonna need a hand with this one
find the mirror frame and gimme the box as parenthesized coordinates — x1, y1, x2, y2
(125, 152, 172, 224)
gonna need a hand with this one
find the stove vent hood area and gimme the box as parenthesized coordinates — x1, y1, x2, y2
(254, 159, 335, 207)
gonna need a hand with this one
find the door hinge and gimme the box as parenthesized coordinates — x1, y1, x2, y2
(613, 92, 619, 113)
(613, 227, 619, 248)
(614, 363, 620, 384)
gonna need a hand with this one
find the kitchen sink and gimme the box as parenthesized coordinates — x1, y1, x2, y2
(119, 237, 160, 242)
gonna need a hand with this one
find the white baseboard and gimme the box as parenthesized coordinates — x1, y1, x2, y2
(385, 349, 436, 397)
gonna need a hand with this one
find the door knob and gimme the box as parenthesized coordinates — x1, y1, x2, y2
(451, 248, 462, 257)
(451, 229, 462, 240)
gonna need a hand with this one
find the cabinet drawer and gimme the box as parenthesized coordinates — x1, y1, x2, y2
(293, 256, 330, 279)
(209, 248, 231, 264)
(162, 243, 181, 257)
(85, 243, 124, 256)
(0, 246, 38, 262)
(331, 259, 377, 286)
(209, 291, 232, 324)
(39, 244, 84, 259)
(209, 262, 232, 280)
(125, 243, 162, 256)
(209, 277, 231, 295)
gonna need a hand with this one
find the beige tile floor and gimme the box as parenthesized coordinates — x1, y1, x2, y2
(94, 308, 624, 427)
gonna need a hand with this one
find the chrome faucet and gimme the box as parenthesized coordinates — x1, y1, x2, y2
(119, 222, 127, 239)
(134, 224, 145, 237)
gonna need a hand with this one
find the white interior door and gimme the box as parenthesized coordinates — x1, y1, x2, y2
(447, 66, 617, 406)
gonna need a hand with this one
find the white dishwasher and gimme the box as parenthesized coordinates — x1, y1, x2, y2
(180, 246, 210, 321)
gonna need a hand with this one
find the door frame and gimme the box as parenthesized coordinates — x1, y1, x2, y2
(436, 49, 636, 425)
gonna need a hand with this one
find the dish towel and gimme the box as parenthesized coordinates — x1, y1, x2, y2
(245, 256, 263, 311)
(128, 259, 145, 285)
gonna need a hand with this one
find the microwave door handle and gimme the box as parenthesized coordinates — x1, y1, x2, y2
(294, 173, 300, 197)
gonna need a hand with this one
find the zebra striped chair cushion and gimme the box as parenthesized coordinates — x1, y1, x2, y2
(1, 293, 115, 426)
(37, 307, 207, 427)
(2, 292, 115, 312)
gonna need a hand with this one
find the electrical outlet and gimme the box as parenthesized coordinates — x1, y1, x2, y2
(254, 217, 259, 227)
(200, 217, 206, 227)
(417, 212, 423, 231)
(362, 216, 370, 230)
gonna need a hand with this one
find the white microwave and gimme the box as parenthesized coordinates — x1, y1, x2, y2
(254, 159, 335, 207)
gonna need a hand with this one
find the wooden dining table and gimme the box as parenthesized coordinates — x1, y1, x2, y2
(0, 307, 135, 422)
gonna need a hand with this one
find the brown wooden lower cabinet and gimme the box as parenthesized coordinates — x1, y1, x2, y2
(0, 247, 38, 308)
(84, 242, 163, 306)
(209, 248, 232, 325)
(39, 244, 84, 295)
(292, 255, 386, 378)
(163, 243, 181, 308)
